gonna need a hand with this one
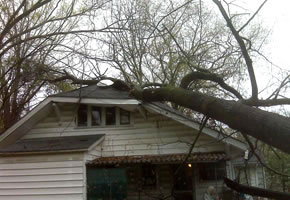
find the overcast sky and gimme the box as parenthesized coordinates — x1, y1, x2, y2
(240, 0, 290, 71)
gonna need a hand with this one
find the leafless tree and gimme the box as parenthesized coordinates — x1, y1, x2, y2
(0, 0, 115, 130)
(57, 0, 290, 164)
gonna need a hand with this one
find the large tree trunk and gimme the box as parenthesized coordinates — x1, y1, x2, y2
(131, 87, 290, 153)
(224, 178, 290, 199)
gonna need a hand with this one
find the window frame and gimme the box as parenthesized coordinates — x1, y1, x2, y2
(141, 164, 157, 189)
(77, 104, 89, 127)
(76, 105, 132, 128)
(198, 162, 226, 181)
(120, 108, 131, 125)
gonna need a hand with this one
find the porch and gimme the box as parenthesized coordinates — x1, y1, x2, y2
(86, 152, 228, 200)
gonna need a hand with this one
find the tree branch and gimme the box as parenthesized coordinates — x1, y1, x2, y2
(131, 87, 290, 153)
(224, 177, 290, 199)
(180, 71, 244, 100)
(238, 0, 268, 32)
(212, 0, 259, 99)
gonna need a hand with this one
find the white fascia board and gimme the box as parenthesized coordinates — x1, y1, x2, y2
(49, 97, 140, 105)
(144, 103, 247, 151)
(0, 98, 51, 143)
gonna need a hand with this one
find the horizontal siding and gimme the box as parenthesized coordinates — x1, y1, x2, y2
(0, 153, 85, 200)
(22, 106, 226, 162)
(0, 180, 83, 188)
(0, 194, 83, 200)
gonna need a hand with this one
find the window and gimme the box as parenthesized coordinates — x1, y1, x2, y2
(91, 106, 102, 126)
(77, 104, 88, 126)
(76, 105, 131, 127)
(172, 165, 192, 191)
(234, 167, 251, 185)
(199, 162, 226, 181)
(106, 107, 116, 125)
(142, 164, 157, 188)
(120, 108, 130, 125)
(87, 167, 127, 200)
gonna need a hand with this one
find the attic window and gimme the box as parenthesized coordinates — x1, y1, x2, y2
(120, 108, 130, 125)
(91, 106, 102, 126)
(77, 104, 88, 127)
(76, 105, 132, 127)
(106, 107, 116, 125)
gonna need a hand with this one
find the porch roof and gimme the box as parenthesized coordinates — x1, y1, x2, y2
(0, 134, 104, 154)
(90, 152, 227, 165)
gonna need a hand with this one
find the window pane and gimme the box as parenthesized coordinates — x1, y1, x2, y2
(142, 164, 157, 188)
(199, 162, 226, 181)
(92, 106, 102, 126)
(120, 108, 130, 125)
(106, 107, 116, 125)
(77, 104, 87, 126)
(87, 168, 127, 200)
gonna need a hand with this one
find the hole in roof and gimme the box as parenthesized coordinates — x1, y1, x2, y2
(97, 80, 113, 86)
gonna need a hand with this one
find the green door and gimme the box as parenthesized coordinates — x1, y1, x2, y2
(87, 167, 127, 200)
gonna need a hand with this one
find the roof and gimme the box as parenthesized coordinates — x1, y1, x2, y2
(0, 135, 104, 154)
(0, 85, 247, 152)
(89, 152, 227, 165)
(51, 85, 133, 99)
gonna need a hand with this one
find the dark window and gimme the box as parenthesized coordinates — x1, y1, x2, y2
(120, 108, 130, 125)
(142, 164, 157, 188)
(77, 104, 88, 126)
(234, 167, 250, 185)
(87, 167, 127, 200)
(173, 165, 192, 191)
(106, 107, 116, 125)
(199, 162, 226, 181)
(91, 106, 102, 126)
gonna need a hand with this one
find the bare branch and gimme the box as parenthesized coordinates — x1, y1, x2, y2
(180, 71, 244, 100)
(212, 0, 259, 99)
(238, 0, 268, 32)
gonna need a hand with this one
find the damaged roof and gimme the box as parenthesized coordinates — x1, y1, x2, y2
(51, 85, 133, 99)
(0, 134, 104, 154)
(89, 152, 227, 165)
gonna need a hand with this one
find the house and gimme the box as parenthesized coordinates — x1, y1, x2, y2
(0, 85, 265, 200)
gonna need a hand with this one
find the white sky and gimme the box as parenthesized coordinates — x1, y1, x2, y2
(242, 0, 290, 112)
(209, 0, 290, 103)
(245, 0, 290, 70)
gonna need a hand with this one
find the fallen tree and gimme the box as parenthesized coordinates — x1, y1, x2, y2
(224, 177, 290, 199)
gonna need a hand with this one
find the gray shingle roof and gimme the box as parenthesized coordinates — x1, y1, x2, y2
(51, 85, 133, 99)
(0, 135, 104, 153)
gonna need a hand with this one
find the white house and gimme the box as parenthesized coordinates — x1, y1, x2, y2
(0, 85, 265, 200)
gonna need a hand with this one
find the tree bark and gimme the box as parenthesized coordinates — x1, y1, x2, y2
(224, 177, 290, 199)
(131, 87, 290, 153)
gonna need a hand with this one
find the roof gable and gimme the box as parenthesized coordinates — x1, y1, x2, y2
(0, 85, 247, 151)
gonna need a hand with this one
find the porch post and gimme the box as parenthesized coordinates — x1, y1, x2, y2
(192, 164, 197, 200)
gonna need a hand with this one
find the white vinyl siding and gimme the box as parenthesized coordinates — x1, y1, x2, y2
(0, 153, 85, 200)
(22, 103, 226, 161)
(0, 102, 252, 200)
